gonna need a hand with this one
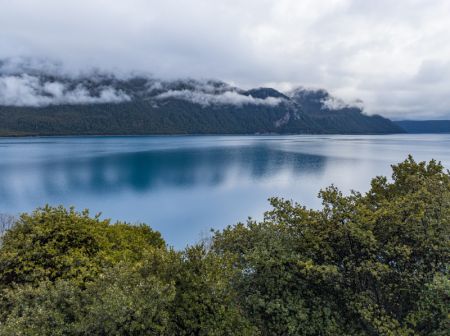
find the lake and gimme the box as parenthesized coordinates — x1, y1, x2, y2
(0, 134, 449, 248)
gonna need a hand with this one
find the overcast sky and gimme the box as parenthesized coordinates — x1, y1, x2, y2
(1, 0, 450, 119)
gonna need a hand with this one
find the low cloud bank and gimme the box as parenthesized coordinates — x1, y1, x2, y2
(156, 89, 283, 107)
(321, 96, 364, 111)
(0, 74, 131, 107)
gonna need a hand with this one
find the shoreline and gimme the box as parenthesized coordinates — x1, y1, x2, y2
(0, 131, 409, 139)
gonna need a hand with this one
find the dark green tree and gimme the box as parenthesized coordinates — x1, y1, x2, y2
(167, 244, 256, 335)
(0, 205, 164, 287)
(212, 156, 450, 335)
(0, 157, 448, 335)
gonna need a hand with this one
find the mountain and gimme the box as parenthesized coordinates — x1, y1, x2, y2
(288, 88, 403, 134)
(395, 120, 450, 133)
(0, 72, 404, 136)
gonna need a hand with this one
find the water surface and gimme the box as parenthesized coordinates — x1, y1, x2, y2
(0, 134, 449, 247)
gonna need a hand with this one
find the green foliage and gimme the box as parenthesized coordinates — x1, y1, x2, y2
(0, 206, 251, 335)
(0, 156, 448, 335)
(167, 245, 256, 336)
(0, 205, 164, 287)
(212, 156, 450, 335)
(406, 272, 450, 335)
(0, 262, 175, 336)
(0, 280, 84, 336)
(77, 262, 175, 336)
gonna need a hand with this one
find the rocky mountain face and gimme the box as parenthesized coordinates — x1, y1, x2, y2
(0, 72, 404, 136)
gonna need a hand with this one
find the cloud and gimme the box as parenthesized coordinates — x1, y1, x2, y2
(155, 89, 284, 107)
(321, 96, 364, 111)
(1, 0, 450, 118)
(0, 74, 131, 106)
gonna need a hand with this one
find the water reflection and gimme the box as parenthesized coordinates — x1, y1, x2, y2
(0, 134, 449, 247)
(0, 144, 327, 198)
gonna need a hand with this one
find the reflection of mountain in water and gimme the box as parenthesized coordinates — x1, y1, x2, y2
(0, 145, 327, 199)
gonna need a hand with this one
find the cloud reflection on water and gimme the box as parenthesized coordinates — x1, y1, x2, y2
(0, 134, 449, 247)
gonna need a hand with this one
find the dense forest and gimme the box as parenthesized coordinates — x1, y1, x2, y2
(0, 156, 448, 335)
(394, 120, 450, 134)
(0, 74, 404, 136)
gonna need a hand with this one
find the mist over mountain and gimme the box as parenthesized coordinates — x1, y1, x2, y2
(0, 69, 403, 136)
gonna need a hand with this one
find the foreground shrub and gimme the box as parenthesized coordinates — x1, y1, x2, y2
(0, 208, 252, 335)
(167, 245, 257, 336)
(0, 156, 448, 335)
(0, 263, 175, 336)
(0, 206, 164, 287)
(212, 156, 449, 335)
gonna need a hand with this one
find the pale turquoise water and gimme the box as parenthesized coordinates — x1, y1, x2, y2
(0, 134, 449, 247)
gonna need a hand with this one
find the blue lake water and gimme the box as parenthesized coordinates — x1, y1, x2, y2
(0, 134, 449, 248)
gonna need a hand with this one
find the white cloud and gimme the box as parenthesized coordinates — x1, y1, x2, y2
(0, 74, 131, 106)
(321, 96, 364, 111)
(0, 0, 450, 118)
(156, 90, 283, 106)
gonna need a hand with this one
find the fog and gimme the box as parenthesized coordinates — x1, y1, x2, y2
(1, 0, 450, 118)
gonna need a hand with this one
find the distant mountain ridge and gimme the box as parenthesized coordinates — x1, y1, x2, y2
(0, 72, 404, 136)
(395, 120, 450, 133)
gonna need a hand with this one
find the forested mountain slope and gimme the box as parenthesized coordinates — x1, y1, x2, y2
(0, 72, 403, 136)
(395, 120, 450, 133)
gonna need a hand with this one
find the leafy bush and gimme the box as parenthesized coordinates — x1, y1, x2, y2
(212, 156, 450, 335)
(0, 207, 251, 335)
(0, 157, 448, 335)
(0, 206, 164, 287)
